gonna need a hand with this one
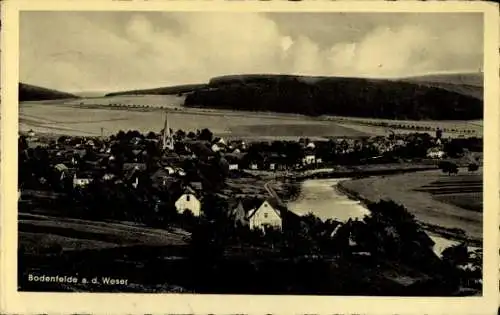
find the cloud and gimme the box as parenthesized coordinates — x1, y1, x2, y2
(19, 12, 483, 92)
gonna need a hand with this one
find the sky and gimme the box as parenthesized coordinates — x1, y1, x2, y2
(20, 11, 483, 93)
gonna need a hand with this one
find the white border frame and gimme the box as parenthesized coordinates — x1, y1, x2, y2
(2, 1, 499, 314)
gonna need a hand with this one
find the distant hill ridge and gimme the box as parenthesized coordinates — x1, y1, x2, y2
(105, 72, 483, 121)
(19, 83, 80, 102)
(105, 83, 208, 97)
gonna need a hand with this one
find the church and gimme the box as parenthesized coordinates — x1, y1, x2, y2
(161, 112, 175, 151)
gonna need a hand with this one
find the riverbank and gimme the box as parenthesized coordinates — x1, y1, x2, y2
(295, 164, 438, 181)
(336, 171, 482, 247)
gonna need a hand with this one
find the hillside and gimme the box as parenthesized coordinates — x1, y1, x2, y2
(184, 74, 483, 120)
(19, 83, 80, 102)
(105, 84, 207, 97)
(400, 73, 483, 87)
(396, 73, 483, 100)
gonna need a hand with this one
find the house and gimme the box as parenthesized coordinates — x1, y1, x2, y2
(243, 152, 265, 170)
(427, 147, 445, 159)
(214, 137, 226, 146)
(54, 163, 69, 181)
(175, 189, 201, 216)
(150, 168, 171, 188)
(86, 139, 95, 147)
(302, 154, 316, 165)
(211, 143, 223, 153)
(225, 153, 244, 171)
(231, 200, 249, 227)
(102, 173, 115, 181)
(164, 166, 175, 175)
(176, 168, 186, 177)
(72, 173, 93, 188)
(264, 153, 288, 171)
(187, 141, 215, 160)
(247, 198, 283, 231)
(306, 142, 316, 150)
(27, 129, 36, 138)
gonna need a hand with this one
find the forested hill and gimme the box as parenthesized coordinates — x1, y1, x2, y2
(19, 83, 80, 102)
(396, 73, 483, 100)
(183, 74, 483, 120)
(105, 83, 208, 97)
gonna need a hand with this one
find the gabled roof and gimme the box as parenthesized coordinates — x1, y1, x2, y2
(54, 163, 68, 172)
(247, 197, 284, 219)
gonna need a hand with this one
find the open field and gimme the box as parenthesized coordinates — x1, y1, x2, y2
(327, 116, 483, 137)
(20, 96, 483, 139)
(19, 100, 370, 139)
(339, 169, 483, 243)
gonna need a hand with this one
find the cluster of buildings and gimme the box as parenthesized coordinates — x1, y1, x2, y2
(19, 116, 298, 231)
(19, 117, 456, 231)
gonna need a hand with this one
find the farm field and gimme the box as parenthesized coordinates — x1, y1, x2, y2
(19, 100, 371, 139)
(20, 95, 483, 139)
(339, 169, 483, 243)
(327, 116, 483, 137)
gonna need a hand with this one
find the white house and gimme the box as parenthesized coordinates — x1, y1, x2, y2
(176, 168, 186, 177)
(164, 166, 175, 175)
(27, 129, 36, 138)
(212, 143, 222, 152)
(306, 142, 316, 149)
(302, 154, 316, 165)
(427, 148, 445, 159)
(175, 193, 201, 216)
(229, 163, 239, 171)
(102, 173, 115, 181)
(247, 199, 282, 231)
(72, 174, 93, 187)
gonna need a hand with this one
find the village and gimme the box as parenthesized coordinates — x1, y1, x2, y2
(18, 112, 482, 232)
(17, 112, 484, 295)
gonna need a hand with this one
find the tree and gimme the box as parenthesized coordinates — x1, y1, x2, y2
(18, 136, 28, 151)
(175, 129, 186, 141)
(468, 163, 479, 172)
(198, 128, 213, 142)
(439, 161, 459, 175)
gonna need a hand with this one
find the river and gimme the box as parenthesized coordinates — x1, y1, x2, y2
(287, 178, 465, 257)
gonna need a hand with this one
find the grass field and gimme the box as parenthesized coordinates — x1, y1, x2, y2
(339, 169, 483, 243)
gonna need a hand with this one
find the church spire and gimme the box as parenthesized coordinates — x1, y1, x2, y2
(162, 112, 174, 151)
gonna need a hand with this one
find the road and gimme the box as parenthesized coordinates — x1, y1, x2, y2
(264, 181, 288, 209)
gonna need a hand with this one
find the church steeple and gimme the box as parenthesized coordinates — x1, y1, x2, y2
(162, 112, 174, 151)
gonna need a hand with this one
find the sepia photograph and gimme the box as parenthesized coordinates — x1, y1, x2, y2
(2, 1, 499, 314)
